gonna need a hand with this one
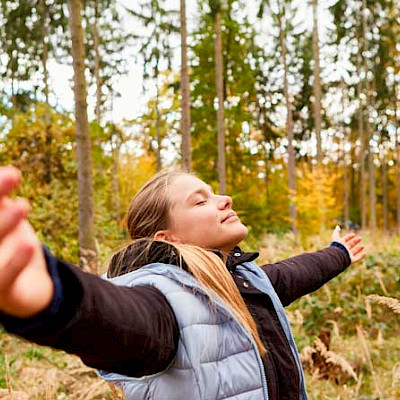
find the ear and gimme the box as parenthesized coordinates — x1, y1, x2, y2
(154, 230, 179, 243)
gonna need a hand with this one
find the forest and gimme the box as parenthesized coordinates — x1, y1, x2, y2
(0, 0, 399, 398)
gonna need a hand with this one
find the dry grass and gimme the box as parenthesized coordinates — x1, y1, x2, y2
(366, 294, 400, 315)
(300, 337, 358, 384)
(0, 229, 399, 399)
(0, 334, 123, 400)
(259, 230, 400, 399)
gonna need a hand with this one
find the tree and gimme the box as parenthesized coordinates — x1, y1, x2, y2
(180, 0, 192, 172)
(68, 0, 98, 271)
(312, 0, 322, 164)
(362, 0, 377, 229)
(258, 0, 299, 237)
(279, 5, 298, 237)
(210, 0, 227, 194)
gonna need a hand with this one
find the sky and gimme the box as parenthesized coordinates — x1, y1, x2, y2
(48, 0, 201, 123)
(6, 0, 334, 124)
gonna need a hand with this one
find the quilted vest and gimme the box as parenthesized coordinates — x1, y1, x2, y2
(98, 261, 309, 400)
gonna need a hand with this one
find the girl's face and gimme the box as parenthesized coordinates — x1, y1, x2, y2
(161, 175, 248, 253)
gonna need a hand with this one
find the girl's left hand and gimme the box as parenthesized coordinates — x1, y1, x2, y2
(331, 225, 365, 264)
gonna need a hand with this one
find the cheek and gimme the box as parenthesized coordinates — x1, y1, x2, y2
(172, 209, 218, 242)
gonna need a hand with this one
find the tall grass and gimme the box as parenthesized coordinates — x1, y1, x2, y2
(0, 230, 399, 399)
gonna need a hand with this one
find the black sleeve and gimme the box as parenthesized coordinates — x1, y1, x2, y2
(0, 251, 179, 378)
(260, 246, 351, 306)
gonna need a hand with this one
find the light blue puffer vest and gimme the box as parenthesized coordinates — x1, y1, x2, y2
(98, 261, 309, 400)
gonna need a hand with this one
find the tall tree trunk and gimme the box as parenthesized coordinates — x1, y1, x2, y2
(341, 78, 349, 228)
(93, 0, 102, 124)
(155, 79, 162, 172)
(357, 50, 367, 229)
(362, 0, 376, 229)
(11, 70, 16, 109)
(112, 147, 121, 223)
(92, 0, 104, 179)
(111, 129, 121, 224)
(278, 9, 297, 237)
(394, 81, 400, 232)
(312, 0, 322, 164)
(39, 0, 49, 104)
(68, 0, 98, 271)
(381, 144, 388, 230)
(350, 127, 357, 218)
(343, 142, 349, 228)
(39, 0, 52, 185)
(214, 10, 226, 194)
(180, 0, 192, 172)
(264, 150, 270, 208)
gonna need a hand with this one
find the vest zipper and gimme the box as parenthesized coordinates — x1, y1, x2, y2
(251, 338, 269, 400)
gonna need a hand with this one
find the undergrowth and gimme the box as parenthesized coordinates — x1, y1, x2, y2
(0, 230, 398, 399)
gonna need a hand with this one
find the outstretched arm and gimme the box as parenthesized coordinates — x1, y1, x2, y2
(261, 227, 365, 306)
(0, 166, 178, 377)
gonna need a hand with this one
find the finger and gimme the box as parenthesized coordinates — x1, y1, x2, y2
(0, 225, 35, 291)
(342, 233, 356, 243)
(331, 225, 341, 241)
(0, 198, 30, 240)
(352, 249, 366, 263)
(346, 236, 362, 248)
(0, 166, 22, 197)
(351, 244, 364, 256)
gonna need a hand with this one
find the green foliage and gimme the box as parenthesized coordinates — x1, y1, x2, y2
(0, 104, 80, 260)
(23, 347, 44, 361)
(287, 233, 400, 339)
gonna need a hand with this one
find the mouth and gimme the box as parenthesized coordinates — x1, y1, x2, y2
(221, 211, 238, 223)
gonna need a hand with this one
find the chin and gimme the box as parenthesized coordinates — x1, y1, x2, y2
(230, 224, 249, 247)
(237, 221, 248, 236)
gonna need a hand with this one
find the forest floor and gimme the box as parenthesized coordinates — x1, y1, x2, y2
(0, 230, 399, 399)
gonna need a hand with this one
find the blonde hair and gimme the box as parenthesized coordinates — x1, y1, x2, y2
(109, 170, 266, 356)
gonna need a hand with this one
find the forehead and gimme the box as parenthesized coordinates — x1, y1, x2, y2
(168, 175, 210, 204)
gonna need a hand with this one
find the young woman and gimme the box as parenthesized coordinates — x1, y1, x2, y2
(0, 166, 364, 400)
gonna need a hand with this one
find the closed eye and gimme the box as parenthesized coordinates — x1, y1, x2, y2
(196, 200, 207, 205)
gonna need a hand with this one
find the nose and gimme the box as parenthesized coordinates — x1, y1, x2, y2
(217, 195, 232, 210)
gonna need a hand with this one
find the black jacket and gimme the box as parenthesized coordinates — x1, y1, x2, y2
(0, 243, 350, 400)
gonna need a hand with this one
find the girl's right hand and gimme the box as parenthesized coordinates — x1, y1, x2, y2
(0, 166, 54, 318)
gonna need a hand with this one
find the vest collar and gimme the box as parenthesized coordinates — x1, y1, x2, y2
(108, 241, 259, 278)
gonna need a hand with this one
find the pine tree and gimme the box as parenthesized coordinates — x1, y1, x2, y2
(68, 0, 98, 271)
(180, 0, 192, 172)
